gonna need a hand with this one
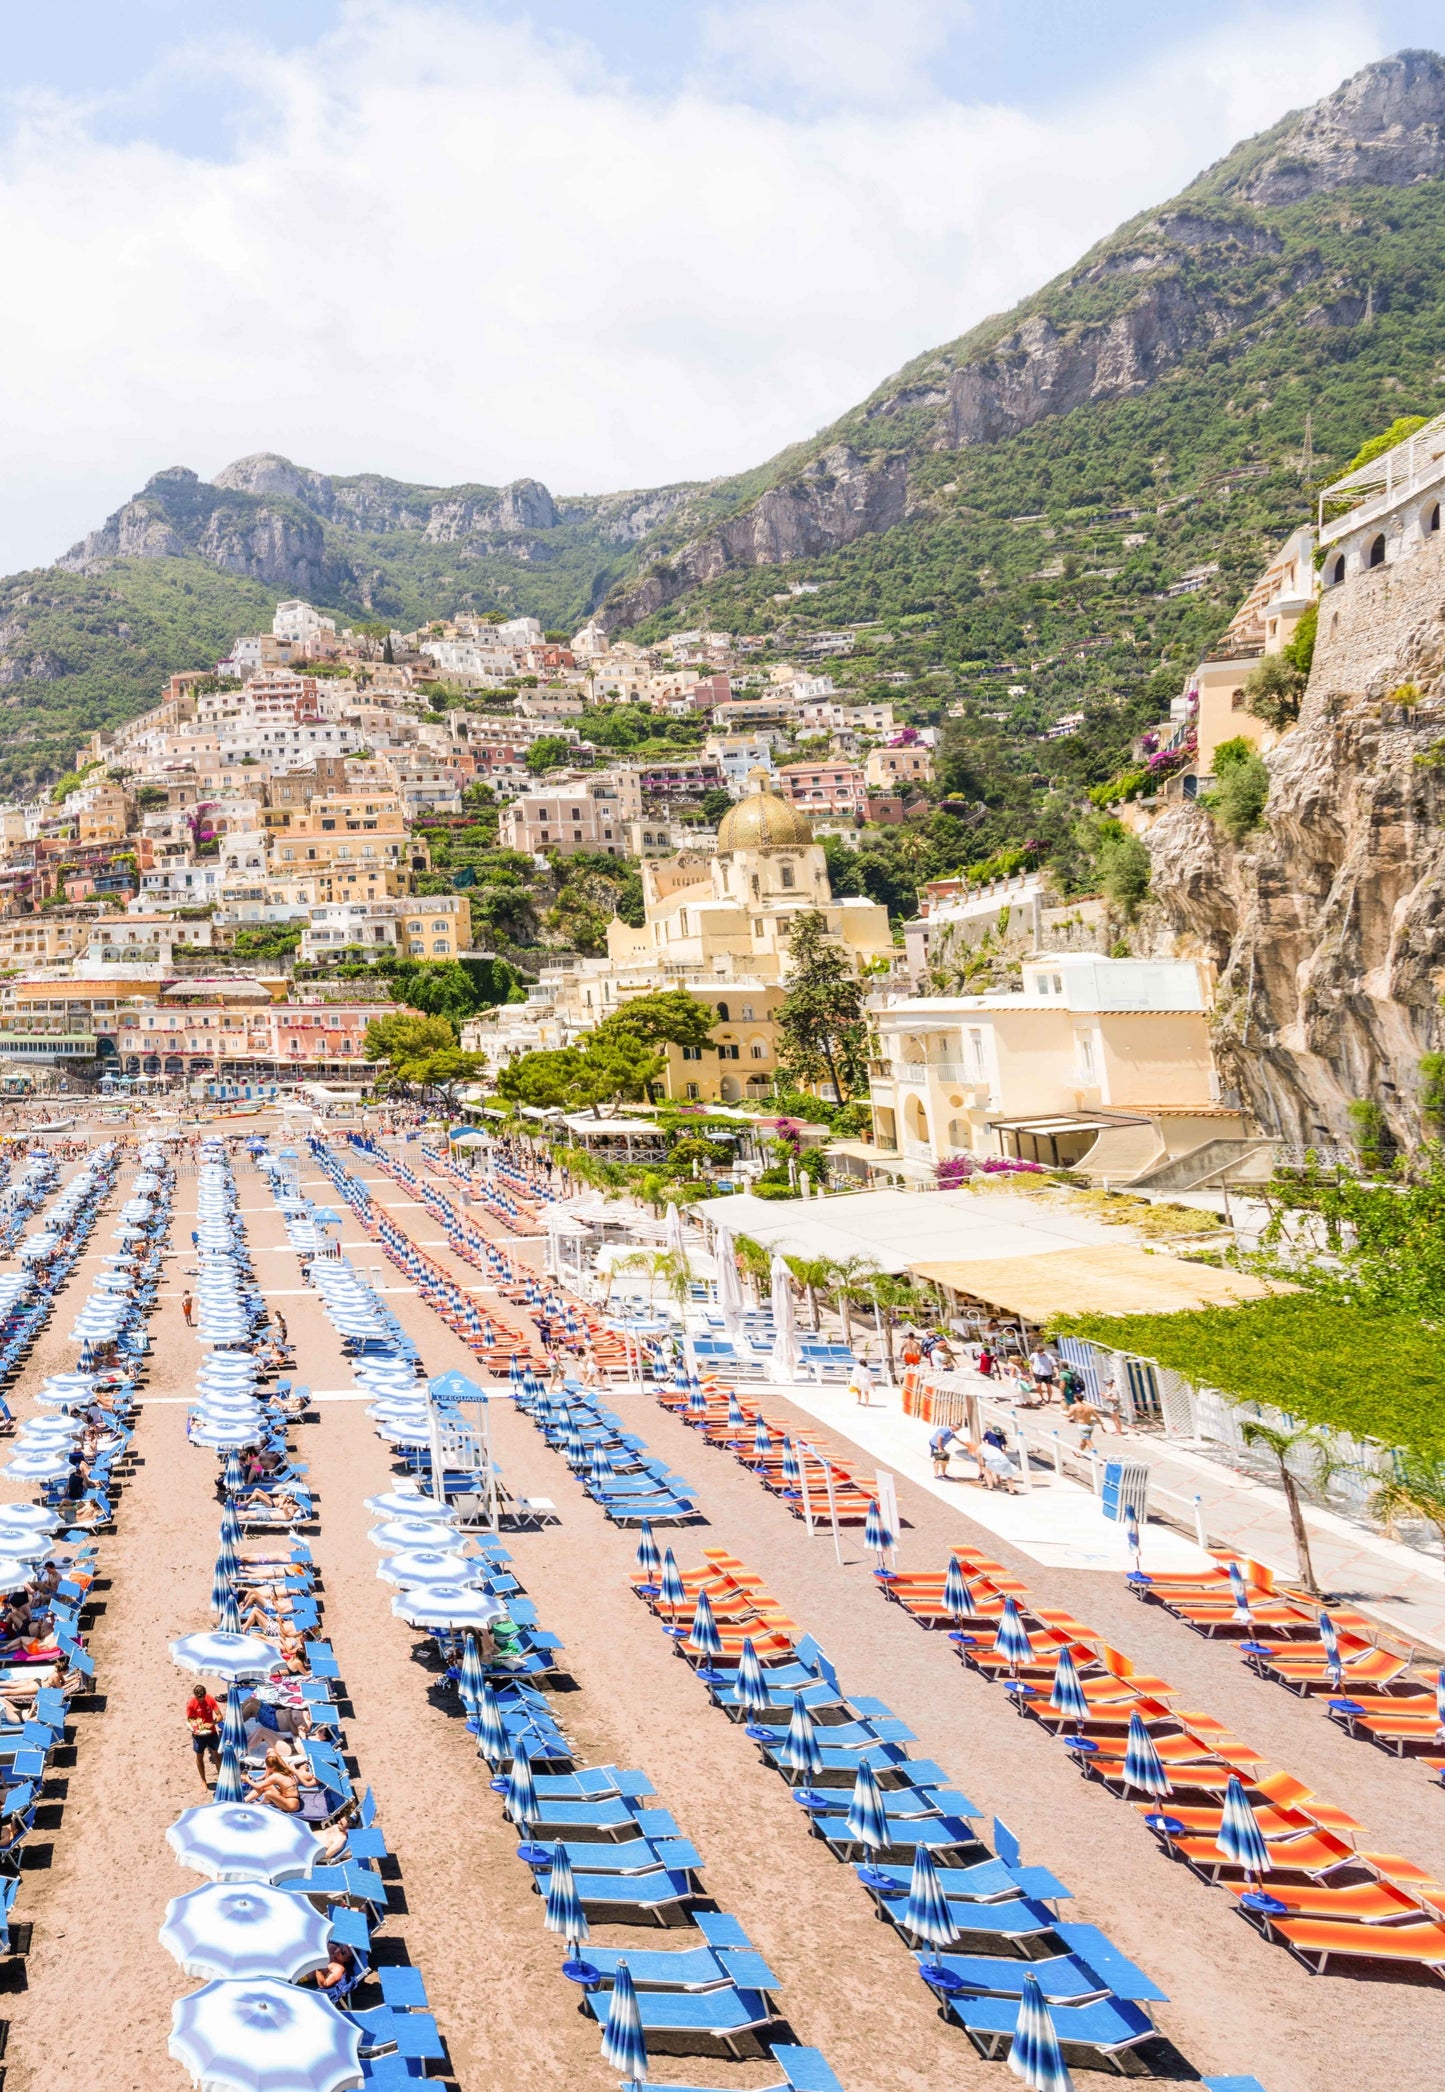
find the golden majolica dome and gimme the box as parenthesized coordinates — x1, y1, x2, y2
(716, 780, 814, 852)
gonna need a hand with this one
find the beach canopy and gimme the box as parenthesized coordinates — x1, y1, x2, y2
(159, 1882, 332, 1983)
(166, 1804, 319, 1886)
(168, 1977, 362, 2092)
(170, 1632, 281, 1682)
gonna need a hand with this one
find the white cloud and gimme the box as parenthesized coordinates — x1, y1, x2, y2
(0, 1, 1382, 572)
(700, 0, 974, 107)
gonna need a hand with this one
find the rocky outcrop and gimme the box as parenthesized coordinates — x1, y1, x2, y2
(1217, 50, 1445, 207)
(1144, 533, 1445, 1149)
(58, 468, 331, 593)
(215, 455, 560, 540)
(601, 444, 908, 629)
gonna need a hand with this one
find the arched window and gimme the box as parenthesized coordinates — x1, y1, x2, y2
(1367, 534, 1386, 568)
(1326, 554, 1345, 587)
(1428, 503, 1442, 536)
(715, 1002, 729, 1020)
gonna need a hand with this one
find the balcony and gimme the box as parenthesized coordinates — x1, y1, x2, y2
(893, 1060, 967, 1085)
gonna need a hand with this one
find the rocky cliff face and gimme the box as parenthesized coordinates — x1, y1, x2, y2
(1214, 48, 1445, 207)
(1145, 532, 1445, 1149)
(601, 443, 909, 629)
(59, 467, 332, 593)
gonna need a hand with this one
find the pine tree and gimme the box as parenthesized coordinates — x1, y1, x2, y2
(775, 910, 868, 1103)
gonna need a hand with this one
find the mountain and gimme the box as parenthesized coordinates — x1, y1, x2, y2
(5, 50, 1445, 797)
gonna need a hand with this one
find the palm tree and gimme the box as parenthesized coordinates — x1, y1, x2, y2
(828, 1254, 882, 1348)
(613, 1248, 674, 1312)
(869, 1274, 919, 1379)
(1239, 1419, 1327, 1597)
(784, 1254, 834, 1331)
(1369, 1452, 1445, 1559)
(732, 1233, 773, 1309)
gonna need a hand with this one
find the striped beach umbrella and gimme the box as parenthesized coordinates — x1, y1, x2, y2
(213, 1743, 246, 1803)
(600, 1959, 648, 2086)
(995, 1597, 1034, 1672)
(1435, 1667, 1445, 1741)
(543, 1841, 589, 1948)
(864, 1498, 893, 1562)
(777, 1693, 823, 1779)
(505, 1746, 539, 1829)
(633, 1522, 661, 1585)
(942, 1556, 969, 1621)
(1048, 1645, 1090, 1727)
(1008, 1971, 1074, 2092)
(1317, 1610, 1343, 1684)
(687, 1380, 707, 1418)
(459, 1634, 487, 1715)
(223, 1451, 244, 1499)
(1123, 1502, 1141, 1571)
(216, 1586, 243, 1635)
(781, 1439, 802, 1492)
(565, 1419, 589, 1468)
(220, 1691, 249, 1761)
(210, 1560, 233, 1618)
(901, 1845, 955, 1949)
(658, 1548, 686, 1613)
(1217, 1774, 1270, 1881)
(672, 1359, 690, 1396)
(727, 1390, 746, 1432)
(846, 1761, 889, 1851)
(688, 1588, 723, 1660)
(215, 1529, 239, 1582)
(752, 1416, 771, 1462)
(1120, 1711, 1171, 1798)
(1227, 1561, 1253, 1623)
(474, 1681, 509, 1767)
(736, 1638, 770, 1719)
(589, 1446, 613, 1492)
(508, 1354, 524, 1392)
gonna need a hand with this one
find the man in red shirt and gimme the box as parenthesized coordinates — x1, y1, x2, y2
(186, 1689, 222, 1788)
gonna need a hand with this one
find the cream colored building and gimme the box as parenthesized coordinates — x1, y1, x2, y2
(864, 745, 934, 790)
(1194, 525, 1314, 778)
(868, 954, 1247, 1184)
(500, 772, 642, 858)
(300, 892, 472, 963)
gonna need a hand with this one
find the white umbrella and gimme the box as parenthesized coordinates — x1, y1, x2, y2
(0, 1452, 70, 1482)
(769, 1252, 798, 1383)
(391, 1585, 504, 1631)
(0, 1529, 60, 1562)
(0, 1558, 37, 1592)
(166, 1805, 320, 1885)
(191, 1419, 264, 1450)
(713, 1225, 745, 1335)
(665, 1201, 687, 1258)
(169, 1978, 361, 2092)
(170, 1632, 281, 1681)
(368, 1518, 459, 1552)
(0, 1504, 57, 1531)
(376, 1549, 476, 1588)
(160, 1881, 333, 1981)
(363, 1491, 453, 1523)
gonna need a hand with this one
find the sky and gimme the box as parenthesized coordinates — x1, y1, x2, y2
(0, 0, 1436, 572)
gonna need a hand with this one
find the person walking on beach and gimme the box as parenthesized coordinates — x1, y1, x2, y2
(181, 1290, 194, 1328)
(187, 1688, 222, 1788)
(930, 1424, 964, 1478)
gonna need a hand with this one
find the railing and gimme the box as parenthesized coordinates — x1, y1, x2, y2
(893, 1060, 967, 1085)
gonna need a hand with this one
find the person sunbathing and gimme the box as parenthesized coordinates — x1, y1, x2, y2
(311, 1940, 356, 1993)
(244, 1749, 348, 1860)
(0, 1599, 33, 1655)
(236, 1489, 304, 1520)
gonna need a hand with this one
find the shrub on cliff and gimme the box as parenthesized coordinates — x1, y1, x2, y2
(1242, 651, 1304, 729)
(1206, 737, 1269, 840)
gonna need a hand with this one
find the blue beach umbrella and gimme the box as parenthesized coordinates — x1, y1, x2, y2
(1123, 1502, 1141, 1572)
(864, 1497, 893, 1562)
(220, 1693, 248, 1761)
(1008, 1971, 1074, 2092)
(1227, 1561, 1253, 1623)
(736, 1637, 770, 1719)
(1217, 1773, 1270, 1880)
(474, 1680, 509, 1766)
(752, 1416, 771, 1462)
(633, 1522, 661, 1585)
(210, 1560, 234, 1618)
(901, 1845, 955, 1949)
(1120, 1711, 1171, 1798)
(213, 1743, 246, 1803)
(1317, 1610, 1343, 1684)
(658, 1548, 686, 1613)
(942, 1556, 969, 1621)
(543, 1841, 589, 1949)
(845, 1760, 889, 1851)
(687, 1381, 707, 1418)
(216, 1587, 243, 1635)
(781, 1438, 801, 1492)
(589, 1445, 613, 1492)
(995, 1597, 1034, 1672)
(727, 1390, 746, 1432)
(687, 1588, 723, 1660)
(459, 1634, 487, 1715)
(777, 1693, 823, 1779)
(1048, 1645, 1090, 1727)
(600, 1959, 648, 2086)
(506, 1746, 539, 1829)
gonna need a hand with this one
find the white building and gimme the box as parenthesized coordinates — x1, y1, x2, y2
(272, 601, 337, 646)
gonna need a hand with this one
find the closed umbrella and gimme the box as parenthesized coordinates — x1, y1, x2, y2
(166, 1803, 319, 1885)
(1317, 1610, 1343, 1685)
(736, 1638, 770, 1719)
(995, 1598, 1034, 1673)
(1007, 1972, 1074, 2092)
(633, 1522, 661, 1586)
(901, 1845, 956, 1949)
(777, 1693, 823, 1779)
(1217, 1773, 1270, 1881)
(714, 1228, 745, 1335)
(1123, 1502, 1142, 1574)
(459, 1634, 487, 1715)
(769, 1254, 798, 1382)
(589, 1446, 613, 1491)
(864, 1497, 893, 1565)
(216, 1587, 243, 1635)
(658, 1548, 685, 1614)
(473, 1680, 509, 1766)
(752, 1415, 771, 1462)
(942, 1556, 969, 1621)
(726, 1389, 746, 1433)
(599, 1960, 648, 2087)
(1120, 1711, 1171, 1798)
(665, 1201, 687, 1259)
(506, 1746, 539, 1829)
(1048, 1645, 1090, 1728)
(845, 1760, 889, 1851)
(168, 1978, 362, 2092)
(1227, 1561, 1253, 1624)
(780, 1438, 801, 1493)
(688, 1588, 723, 1660)
(160, 1881, 332, 1982)
(543, 1841, 589, 1951)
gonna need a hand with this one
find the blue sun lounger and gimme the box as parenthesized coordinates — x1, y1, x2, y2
(572, 1913, 778, 1993)
(583, 1983, 777, 2054)
(570, 1865, 696, 1922)
(649, 2044, 842, 2092)
(813, 1812, 983, 1864)
(529, 1796, 682, 1841)
(532, 1834, 702, 1877)
(917, 1937, 1164, 2011)
(857, 1858, 1073, 1912)
(935, 1989, 1156, 2068)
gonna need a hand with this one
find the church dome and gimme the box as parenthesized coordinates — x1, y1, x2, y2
(717, 780, 813, 851)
